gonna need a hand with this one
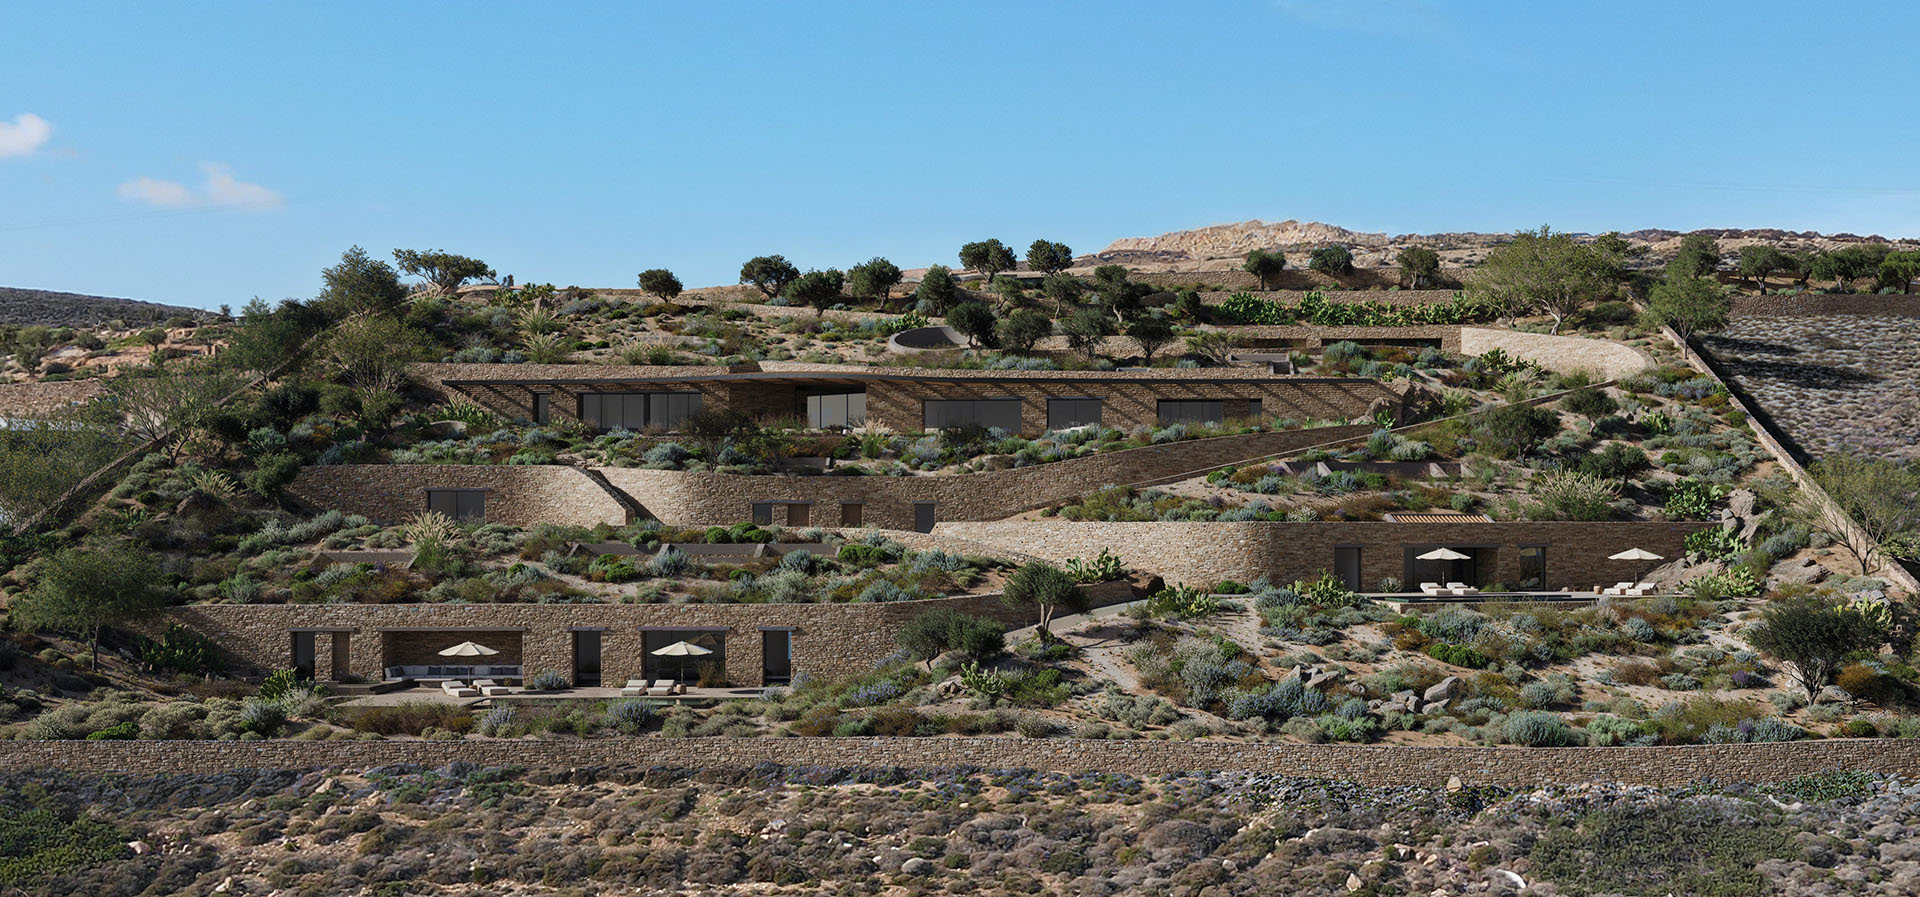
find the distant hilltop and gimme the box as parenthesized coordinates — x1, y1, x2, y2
(0, 287, 211, 329)
(1094, 219, 1920, 270)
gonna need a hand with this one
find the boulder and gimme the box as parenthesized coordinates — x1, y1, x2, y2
(1423, 676, 1462, 703)
(1421, 699, 1451, 715)
(901, 857, 932, 875)
(1770, 557, 1827, 587)
(426, 420, 468, 439)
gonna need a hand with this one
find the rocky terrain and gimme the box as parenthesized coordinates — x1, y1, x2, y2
(0, 287, 209, 329)
(1701, 316, 1920, 463)
(2, 764, 1908, 897)
(1094, 219, 1920, 274)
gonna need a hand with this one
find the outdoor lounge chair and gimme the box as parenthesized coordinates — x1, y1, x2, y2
(649, 679, 683, 696)
(621, 679, 649, 697)
(473, 679, 512, 697)
(441, 680, 480, 698)
(1601, 582, 1634, 596)
(1445, 582, 1479, 596)
(1622, 582, 1655, 597)
(1419, 582, 1445, 596)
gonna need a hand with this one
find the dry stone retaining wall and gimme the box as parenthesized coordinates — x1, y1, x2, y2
(935, 520, 1708, 589)
(4, 737, 1916, 786)
(156, 583, 1136, 685)
(286, 464, 628, 527)
(1731, 293, 1920, 318)
(601, 425, 1371, 530)
(0, 379, 104, 418)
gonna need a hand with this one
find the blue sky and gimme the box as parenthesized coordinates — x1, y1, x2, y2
(5, 1, 1920, 310)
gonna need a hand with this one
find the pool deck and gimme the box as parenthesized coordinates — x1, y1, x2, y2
(337, 684, 770, 708)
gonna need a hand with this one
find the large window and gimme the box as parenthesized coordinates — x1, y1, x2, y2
(805, 392, 866, 429)
(923, 398, 1021, 432)
(1157, 400, 1225, 425)
(1518, 546, 1547, 591)
(427, 489, 485, 521)
(578, 391, 702, 431)
(1046, 397, 1103, 431)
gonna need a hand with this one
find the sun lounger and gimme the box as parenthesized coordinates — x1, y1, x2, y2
(649, 679, 683, 696)
(1601, 581, 1634, 596)
(1445, 582, 1479, 596)
(1622, 582, 1655, 597)
(1419, 582, 1445, 596)
(621, 679, 649, 697)
(441, 680, 479, 698)
(473, 679, 512, 697)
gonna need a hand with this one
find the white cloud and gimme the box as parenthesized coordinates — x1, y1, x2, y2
(117, 162, 282, 210)
(0, 113, 52, 157)
(118, 175, 196, 207)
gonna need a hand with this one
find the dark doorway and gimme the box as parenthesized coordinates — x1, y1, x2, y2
(291, 631, 316, 680)
(572, 630, 603, 687)
(914, 502, 936, 533)
(1333, 546, 1363, 591)
(762, 630, 792, 686)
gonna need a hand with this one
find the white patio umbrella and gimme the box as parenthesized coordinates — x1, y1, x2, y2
(437, 641, 499, 657)
(1608, 548, 1665, 583)
(1416, 547, 1471, 561)
(651, 640, 713, 683)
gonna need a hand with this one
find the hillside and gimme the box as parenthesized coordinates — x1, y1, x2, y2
(1094, 219, 1920, 273)
(0, 287, 210, 329)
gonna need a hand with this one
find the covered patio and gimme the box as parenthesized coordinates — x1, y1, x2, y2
(379, 628, 525, 682)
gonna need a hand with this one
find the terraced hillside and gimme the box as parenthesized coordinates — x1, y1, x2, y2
(1701, 315, 1920, 463)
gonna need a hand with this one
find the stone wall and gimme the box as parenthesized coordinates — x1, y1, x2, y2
(935, 520, 1711, 589)
(286, 464, 628, 527)
(1194, 287, 1465, 304)
(1220, 325, 1461, 353)
(1731, 293, 1920, 318)
(598, 425, 1372, 530)
(155, 584, 1136, 686)
(863, 378, 1396, 434)
(1458, 327, 1655, 380)
(5, 737, 1919, 787)
(417, 362, 1401, 438)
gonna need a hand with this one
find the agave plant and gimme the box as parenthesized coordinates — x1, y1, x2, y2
(517, 307, 561, 336)
(186, 468, 238, 503)
(521, 332, 570, 364)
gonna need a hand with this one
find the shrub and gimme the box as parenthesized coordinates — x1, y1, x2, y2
(1425, 643, 1492, 669)
(1578, 443, 1650, 479)
(1530, 469, 1621, 520)
(346, 701, 475, 736)
(237, 697, 288, 736)
(1504, 711, 1583, 746)
(528, 669, 570, 691)
(604, 700, 657, 734)
(897, 609, 1005, 666)
(1559, 386, 1618, 417)
(258, 668, 302, 701)
(1663, 478, 1724, 520)
(1474, 404, 1560, 458)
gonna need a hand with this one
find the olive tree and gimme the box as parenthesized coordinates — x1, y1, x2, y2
(785, 269, 846, 316)
(1470, 226, 1614, 334)
(1041, 272, 1083, 317)
(636, 268, 683, 301)
(946, 302, 997, 348)
(1026, 239, 1074, 276)
(1800, 451, 1920, 574)
(1243, 249, 1286, 289)
(1001, 561, 1089, 641)
(1665, 234, 1721, 279)
(739, 255, 801, 300)
(1744, 597, 1884, 700)
(14, 547, 167, 668)
(1738, 244, 1788, 292)
(319, 246, 408, 317)
(1397, 246, 1441, 288)
(1125, 314, 1177, 364)
(847, 257, 903, 309)
(959, 239, 1016, 282)
(393, 249, 494, 295)
(995, 309, 1052, 354)
(914, 265, 959, 315)
(1308, 244, 1354, 276)
(1060, 308, 1113, 361)
(1643, 275, 1731, 343)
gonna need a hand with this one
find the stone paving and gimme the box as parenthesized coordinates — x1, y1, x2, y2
(1701, 314, 1920, 463)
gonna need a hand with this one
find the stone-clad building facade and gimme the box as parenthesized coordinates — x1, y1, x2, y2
(414, 362, 1411, 437)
